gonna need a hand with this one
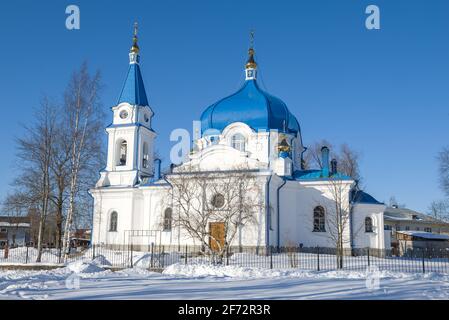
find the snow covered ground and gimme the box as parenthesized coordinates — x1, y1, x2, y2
(1, 261, 449, 300)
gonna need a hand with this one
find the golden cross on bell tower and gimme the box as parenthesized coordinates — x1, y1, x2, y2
(249, 29, 255, 48)
(134, 22, 138, 37)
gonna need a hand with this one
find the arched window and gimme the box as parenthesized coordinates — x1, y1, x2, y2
(117, 140, 127, 166)
(313, 206, 326, 232)
(109, 211, 118, 232)
(365, 217, 373, 233)
(142, 142, 149, 168)
(163, 208, 172, 231)
(231, 134, 246, 152)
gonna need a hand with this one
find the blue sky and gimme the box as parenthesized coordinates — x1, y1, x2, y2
(0, 0, 448, 212)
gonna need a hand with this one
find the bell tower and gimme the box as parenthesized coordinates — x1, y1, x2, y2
(96, 23, 156, 187)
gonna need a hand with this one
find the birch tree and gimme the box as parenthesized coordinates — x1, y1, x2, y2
(61, 63, 104, 260)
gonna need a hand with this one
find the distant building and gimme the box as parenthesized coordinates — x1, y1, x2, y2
(0, 216, 31, 247)
(395, 231, 449, 255)
(66, 229, 92, 249)
(383, 207, 449, 252)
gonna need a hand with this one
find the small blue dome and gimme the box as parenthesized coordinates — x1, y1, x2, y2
(200, 79, 300, 135)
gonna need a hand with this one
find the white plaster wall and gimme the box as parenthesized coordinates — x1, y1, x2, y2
(351, 204, 386, 249)
(279, 180, 354, 248)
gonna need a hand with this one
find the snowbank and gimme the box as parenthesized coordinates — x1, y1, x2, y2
(162, 263, 445, 281)
(66, 261, 105, 274)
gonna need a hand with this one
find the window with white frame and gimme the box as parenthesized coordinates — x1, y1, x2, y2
(109, 211, 118, 232)
(313, 206, 326, 232)
(365, 217, 373, 233)
(163, 208, 172, 231)
(231, 133, 246, 152)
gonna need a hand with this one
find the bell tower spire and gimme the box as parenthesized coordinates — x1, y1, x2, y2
(245, 30, 257, 80)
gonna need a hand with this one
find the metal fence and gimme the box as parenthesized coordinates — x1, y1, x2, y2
(1, 244, 449, 274)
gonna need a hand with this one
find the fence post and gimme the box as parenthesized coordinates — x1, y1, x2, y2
(226, 246, 229, 266)
(270, 246, 273, 269)
(185, 244, 188, 265)
(150, 243, 154, 269)
(25, 244, 29, 264)
(422, 249, 426, 274)
(92, 244, 96, 261)
(317, 246, 320, 271)
(58, 247, 62, 264)
(130, 243, 134, 268)
(367, 248, 370, 267)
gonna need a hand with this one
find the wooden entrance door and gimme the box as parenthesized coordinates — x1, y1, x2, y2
(209, 222, 225, 252)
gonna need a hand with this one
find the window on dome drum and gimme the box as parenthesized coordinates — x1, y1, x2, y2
(118, 140, 127, 166)
(109, 211, 118, 232)
(231, 133, 246, 152)
(313, 206, 325, 232)
(211, 193, 225, 209)
(365, 217, 373, 233)
(163, 208, 172, 231)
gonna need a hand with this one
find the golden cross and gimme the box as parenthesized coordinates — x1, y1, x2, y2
(250, 29, 255, 48)
(134, 22, 138, 37)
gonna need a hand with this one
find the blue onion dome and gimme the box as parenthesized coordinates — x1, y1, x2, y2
(200, 47, 300, 136)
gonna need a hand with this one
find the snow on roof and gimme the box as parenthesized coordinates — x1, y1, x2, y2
(397, 230, 449, 240)
(0, 222, 30, 228)
(384, 207, 449, 225)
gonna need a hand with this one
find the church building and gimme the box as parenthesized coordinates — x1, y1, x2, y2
(90, 27, 387, 252)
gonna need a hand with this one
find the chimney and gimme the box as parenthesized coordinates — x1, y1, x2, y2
(154, 159, 161, 180)
(321, 146, 330, 177)
(330, 158, 338, 175)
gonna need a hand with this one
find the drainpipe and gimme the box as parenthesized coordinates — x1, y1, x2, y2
(265, 175, 272, 251)
(349, 204, 355, 253)
(276, 179, 287, 249)
(349, 188, 357, 253)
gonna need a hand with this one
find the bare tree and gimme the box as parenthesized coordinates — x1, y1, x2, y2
(303, 140, 362, 183)
(337, 144, 361, 182)
(166, 165, 263, 257)
(303, 139, 333, 170)
(314, 178, 356, 269)
(61, 62, 104, 261)
(14, 99, 57, 261)
(388, 196, 406, 208)
(438, 147, 449, 197)
(49, 123, 71, 249)
(428, 200, 449, 222)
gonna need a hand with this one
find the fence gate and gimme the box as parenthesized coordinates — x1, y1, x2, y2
(123, 230, 161, 268)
